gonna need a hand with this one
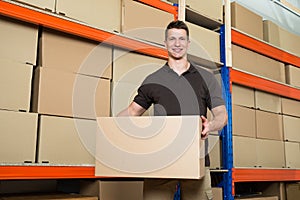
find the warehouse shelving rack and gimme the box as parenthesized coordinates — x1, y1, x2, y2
(1, 0, 300, 199)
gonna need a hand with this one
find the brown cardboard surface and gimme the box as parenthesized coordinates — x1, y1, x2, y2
(80, 180, 143, 200)
(285, 64, 300, 88)
(235, 196, 278, 200)
(232, 105, 256, 138)
(38, 115, 97, 165)
(263, 20, 281, 47)
(0, 16, 38, 65)
(186, 21, 220, 64)
(283, 115, 300, 142)
(0, 59, 33, 112)
(231, 2, 263, 40)
(255, 90, 281, 113)
(32, 67, 110, 119)
(186, 0, 223, 22)
(284, 141, 300, 169)
(0, 194, 97, 200)
(208, 134, 222, 169)
(233, 136, 257, 168)
(95, 116, 205, 179)
(286, 182, 300, 200)
(232, 84, 255, 108)
(212, 187, 223, 200)
(121, 0, 173, 45)
(56, 0, 121, 32)
(232, 44, 257, 72)
(0, 110, 37, 163)
(255, 110, 283, 141)
(39, 29, 112, 79)
(281, 97, 300, 117)
(14, 0, 56, 11)
(113, 49, 164, 83)
(256, 139, 285, 168)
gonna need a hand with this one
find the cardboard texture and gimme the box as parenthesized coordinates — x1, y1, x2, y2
(235, 196, 278, 200)
(0, 110, 37, 163)
(232, 105, 256, 138)
(121, 0, 173, 45)
(284, 141, 300, 169)
(231, 2, 263, 40)
(283, 115, 300, 142)
(32, 67, 110, 119)
(232, 44, 285, 83)
(255, 90, 282, 113)
(212, 187, 223, 200)
(80, 180, 143, 200)
(0, 194, 97, 200)
(286, 183, 300, 200)
(0, 59, 33, 112)
(38, 115, 98, 165)
(187, 0, 223, 22)
(95, 116, 205, 179)
(285, 64, 300, 88)
(0, 16, 38, 65)
(39, 29, 112, 79)
(208, 134, 222, 169)
(263, 20, 300, 57)
(255, 110, 283, 141)
(56, 0, 121, 32)
(256, 139, 285, 168)
(186, 21, 220, 64)
(14, 0, 56, 11)
(281, 97, 300, 117)
(232, 84, 255, 108)
(113, 49, 164, 83)
(233, 136, 257, 168)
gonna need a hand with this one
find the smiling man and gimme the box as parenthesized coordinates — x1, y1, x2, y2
(118, 20, 228, 200)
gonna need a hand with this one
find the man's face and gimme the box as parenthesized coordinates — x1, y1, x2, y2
(164, 28, 190, 60)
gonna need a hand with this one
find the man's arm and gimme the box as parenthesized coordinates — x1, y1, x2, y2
(117, 102, 147, 116)
(201, 105, 228, 139)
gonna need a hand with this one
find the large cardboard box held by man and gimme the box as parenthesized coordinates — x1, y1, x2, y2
(95, 116, 205, 179)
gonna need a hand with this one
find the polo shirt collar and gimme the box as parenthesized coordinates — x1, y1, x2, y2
(163, 62, 197, 74)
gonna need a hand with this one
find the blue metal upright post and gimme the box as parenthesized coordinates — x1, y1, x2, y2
(220, 25, 234, 200)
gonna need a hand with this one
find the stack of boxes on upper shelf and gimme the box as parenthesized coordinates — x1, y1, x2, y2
(230, 2, 300, 169)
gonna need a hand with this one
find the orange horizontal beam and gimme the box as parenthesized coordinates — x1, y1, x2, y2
(0, 166, 102, 180)
(232, 29, 300, 68)
(136, 0, 178, 19)
(0, 1, 168, 60)
(231, 69, 300, 101)
(232, 168, 300, 182)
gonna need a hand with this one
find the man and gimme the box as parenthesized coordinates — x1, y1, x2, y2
(118, 20, 227, 200)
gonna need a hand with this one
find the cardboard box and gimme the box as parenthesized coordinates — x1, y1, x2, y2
(232, 84, 255, 108)
(232, 44, 285, 83)
(39, 29, 112, 79)
(14, 0, 56, 11)
(212, 187, 223, 200)
(231, 2, 263, 40)
(32, 67, 110, 119)
(284, 141, 300, 169)
(232, 105, 256, 138)
(0, 59, 33, 112)
(38, 115, 98, 165)
(95, 116, 205, 179)
(256, 139, 285, 168)
(121, 0, 174, 45)
(0, 110, 37, 163)
(286, 182, 300, 200)
(0, 194, 97, 200)
(283, 115, 300, 142)
(281, 97, 300, 117)
(0, 16, 38, 65)
(208, 134, 222, 169)
(56, 0, 121, 32)
(233, 136, 257, 168)
(187, 0, 223, 22)
(285, 64, 300, 88)
(113, 49, 164, 83)
(255, 90, 281, 113)
(186, 21, 220, 64)
(235, 196, 278, 200)
(263, 20, 300, 57)
(80, 180, 143, 200)
(256, 110, 283, 141)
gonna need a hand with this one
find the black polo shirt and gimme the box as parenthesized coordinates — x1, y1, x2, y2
(133, 63, 225, 166)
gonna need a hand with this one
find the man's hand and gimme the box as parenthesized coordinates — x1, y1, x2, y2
(200, 115, 210, 139)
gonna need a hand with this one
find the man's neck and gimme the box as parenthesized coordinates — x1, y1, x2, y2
(168, 58, 190, 75)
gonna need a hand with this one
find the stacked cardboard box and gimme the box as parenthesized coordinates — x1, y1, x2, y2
(12, 0, 56, 11)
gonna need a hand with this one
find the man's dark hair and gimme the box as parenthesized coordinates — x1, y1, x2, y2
(165, 20, 189, 40)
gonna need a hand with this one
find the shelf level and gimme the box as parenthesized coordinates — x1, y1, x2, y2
(231, 68, 300, 101)
(135, 0, 178, 19)
(0, 0, 168, 60)
(231, 29, 300, 68)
